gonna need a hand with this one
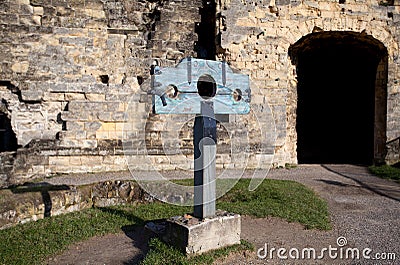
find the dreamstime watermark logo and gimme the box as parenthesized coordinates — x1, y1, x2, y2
(122, 73, 277, 206)
(257, 236, 397, 261)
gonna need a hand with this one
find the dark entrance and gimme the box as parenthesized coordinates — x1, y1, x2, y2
(0, 111, 18, 152)
(195, 0, 217, 59)
(289, 32, 388, 165)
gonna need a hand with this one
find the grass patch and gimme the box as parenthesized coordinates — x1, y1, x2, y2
(369, 165, 400, 182)
(218, 179, 331, 230)
(140, 238, 253, 265)
(0, 203, 190, 265)
(0, 179, 330, 264)
(285, 163, 297, 169)
(140, 238, 254, 265)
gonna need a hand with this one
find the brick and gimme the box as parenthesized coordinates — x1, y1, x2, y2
(33, 6, 44, 15)
(96, 131, 109, 139)
(49, 156, 70, 166)
(100, 122, 116, 131)
(11, 62, 29, 73)
(85, 93, 105, 101)
(16, 0, 30, 5)
(69, 156, 82, 165)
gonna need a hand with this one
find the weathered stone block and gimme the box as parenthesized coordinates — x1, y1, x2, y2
(16, 0, 30, 5)
(65, 93, 86, 101)
(33, 6, 44, 16)
(11, 62, 29, 73)
(85, 93, 105, 101)
(84, 121, 102, 131)
(20, 90, 43, 101)
(161, 212, 241, 255)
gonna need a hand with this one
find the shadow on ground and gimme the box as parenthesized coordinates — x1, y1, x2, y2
(98, 207, 157, 265)
(321, 164, 400, 202)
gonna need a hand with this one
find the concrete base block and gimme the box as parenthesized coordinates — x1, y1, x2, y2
(162, 211, 241, 255)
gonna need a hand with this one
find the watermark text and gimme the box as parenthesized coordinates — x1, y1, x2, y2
(257, 236, 396, 261)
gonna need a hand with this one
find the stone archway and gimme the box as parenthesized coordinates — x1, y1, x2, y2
(289, 31, 388, 165)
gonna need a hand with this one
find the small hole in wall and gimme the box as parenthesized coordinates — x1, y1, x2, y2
(99, 75, 109, 85)
(379, 0, 394, 6)
(339, 0, 345, 3)
(57, 113, 67, 131)
(137, 76, 144, 85)
(388, 12, 393, 18)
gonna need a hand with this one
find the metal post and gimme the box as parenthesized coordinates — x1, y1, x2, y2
(194, 101, 217, 219)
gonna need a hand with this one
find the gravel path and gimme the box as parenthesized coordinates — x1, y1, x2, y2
(221, 164, 400, 264)
(47, 165, 400, 265)
(270, 164, 400, 257)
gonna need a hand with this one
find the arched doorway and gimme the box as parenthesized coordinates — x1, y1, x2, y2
(289, 31, 388, 165)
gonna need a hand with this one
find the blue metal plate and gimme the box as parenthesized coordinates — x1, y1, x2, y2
(151, 58, 251, 114)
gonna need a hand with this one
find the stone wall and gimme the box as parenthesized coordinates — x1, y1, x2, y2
(0, 0, 399, 187)
(0, 180, 145, 229)
(0, 0, 199, 148)
(219, 0, 400, 164)
(0, 0, 205, 187)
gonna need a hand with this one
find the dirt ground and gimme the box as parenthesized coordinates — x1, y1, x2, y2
(46, 165, 400, 265)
